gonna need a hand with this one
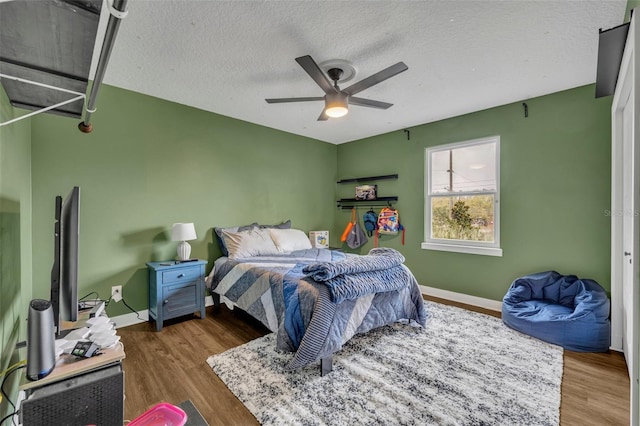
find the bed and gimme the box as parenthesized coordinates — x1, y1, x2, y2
(207, 225, 427, 374)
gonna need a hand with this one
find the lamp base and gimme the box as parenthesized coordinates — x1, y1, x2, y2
(176, 241, 192, 261)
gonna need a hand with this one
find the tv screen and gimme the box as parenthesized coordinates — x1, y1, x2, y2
(50, 186, 80, 336)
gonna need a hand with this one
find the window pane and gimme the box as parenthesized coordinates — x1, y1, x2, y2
(431, 142, 496, 194)
(431, 195, 495, 242)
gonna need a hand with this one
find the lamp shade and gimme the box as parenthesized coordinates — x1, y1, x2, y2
(171, 223, 197, 241)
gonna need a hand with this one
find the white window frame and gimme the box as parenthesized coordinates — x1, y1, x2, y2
(422, 135, 502, 257)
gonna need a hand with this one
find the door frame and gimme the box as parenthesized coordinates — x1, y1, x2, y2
(611, 9, 639, 425)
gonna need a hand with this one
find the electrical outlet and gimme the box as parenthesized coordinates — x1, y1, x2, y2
(111, 285, 122, 303)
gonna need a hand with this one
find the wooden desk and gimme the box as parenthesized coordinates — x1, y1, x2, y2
(20, 308, 126, 390)
(19, 341, 125, 391)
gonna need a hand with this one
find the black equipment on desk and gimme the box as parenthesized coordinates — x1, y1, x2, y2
(26, 299, 56, 381)
(71, 341, 100, 358)
(21, 364, 124, 425)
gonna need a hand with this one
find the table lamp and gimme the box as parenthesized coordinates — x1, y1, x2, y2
(171, 222, 197, 261)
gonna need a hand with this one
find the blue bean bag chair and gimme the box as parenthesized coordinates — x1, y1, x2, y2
(502, 271, 610, 352)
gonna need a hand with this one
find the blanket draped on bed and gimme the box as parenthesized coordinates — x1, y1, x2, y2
(302, 247, 405, 280)
(211, 248, 427, 370)
(302, 247, 409, 303)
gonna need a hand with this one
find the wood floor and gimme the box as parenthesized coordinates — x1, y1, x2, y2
(118, 297, 630, 425)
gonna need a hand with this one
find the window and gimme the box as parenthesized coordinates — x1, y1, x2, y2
(423, 136, 502, 256)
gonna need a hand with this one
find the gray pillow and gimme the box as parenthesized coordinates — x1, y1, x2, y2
(259, 219, 291, 230)
(214, 220, 291, 256)
(214, 223, 258, 256)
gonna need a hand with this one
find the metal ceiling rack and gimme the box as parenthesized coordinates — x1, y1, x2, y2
(0, 0, 129, 131)
(0, 75, 86, 127)
(79, 0, 129, 133)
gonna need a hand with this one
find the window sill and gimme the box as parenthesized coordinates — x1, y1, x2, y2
(421, 242, 503, 257)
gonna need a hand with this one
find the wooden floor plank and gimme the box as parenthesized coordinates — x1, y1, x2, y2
(118, 298, 630, 425)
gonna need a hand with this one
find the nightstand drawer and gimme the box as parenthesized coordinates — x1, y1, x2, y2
(162, 266, 201, 284)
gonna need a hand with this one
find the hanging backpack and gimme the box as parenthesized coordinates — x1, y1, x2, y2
(375, 207, 405, 247)
(340, 208, 357, 242)
(363, 209, 378, 237)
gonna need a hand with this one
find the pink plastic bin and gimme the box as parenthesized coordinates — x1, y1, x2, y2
(129, 402, 187, 426)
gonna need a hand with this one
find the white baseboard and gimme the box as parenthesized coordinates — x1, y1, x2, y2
(610, 332, 623, 352)
(110, 291, 500, 329)
(110, 309, 149, 329)
(110, 296, 216, 329)
(420, 285, 502, 312)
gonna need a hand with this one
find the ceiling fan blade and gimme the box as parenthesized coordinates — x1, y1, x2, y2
(343, 62, 408, 96)
(265, 97, 324, 104)
(349, 97, 393, 109)
(296, 55, 338, 95)
(317, 109, 329, 121)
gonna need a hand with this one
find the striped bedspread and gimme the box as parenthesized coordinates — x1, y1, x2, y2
(211, 248, 427, 370)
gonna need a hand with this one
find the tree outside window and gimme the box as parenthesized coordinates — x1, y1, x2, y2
(423, 136, 501, 256)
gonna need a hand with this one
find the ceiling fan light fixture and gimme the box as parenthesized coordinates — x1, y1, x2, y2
(325, 92, 349, 118)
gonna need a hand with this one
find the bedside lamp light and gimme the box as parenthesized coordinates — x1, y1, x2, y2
(171, 222, 197, 261)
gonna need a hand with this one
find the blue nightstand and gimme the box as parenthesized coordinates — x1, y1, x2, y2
(146, 260, 207, 331)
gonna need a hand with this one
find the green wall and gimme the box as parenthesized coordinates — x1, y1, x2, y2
(27, 83, 614, 311)
(30, 85, 337, 316)
(627, 0, 639, 21)
(336, 85, 612, 301)
(0, 87, 32, 420)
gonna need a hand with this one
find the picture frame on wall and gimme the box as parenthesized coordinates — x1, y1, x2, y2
(355, 185, 377, 200)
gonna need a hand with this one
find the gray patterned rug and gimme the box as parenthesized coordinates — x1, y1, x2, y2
(207, 301, 563, 425)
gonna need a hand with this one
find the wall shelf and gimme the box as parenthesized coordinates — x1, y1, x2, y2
(336, 174, 398, 184)
(337, 196, 398, 209)
(337, 174, 398, 209)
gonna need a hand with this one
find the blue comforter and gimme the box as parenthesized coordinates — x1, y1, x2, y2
(303, 247, 409, 303)
(211, 248, 427, 369)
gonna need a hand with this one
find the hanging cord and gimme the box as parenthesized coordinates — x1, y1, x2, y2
(0, 360, 26, 379)
(105, 294, 143, 321)
(122, 298, 143, 321)
(78, 291, 105, 309)
(0, 363, 26, 425)
(79, 291, 100, 301)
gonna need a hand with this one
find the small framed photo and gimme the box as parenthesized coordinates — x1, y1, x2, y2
(355, 185, 377, 200)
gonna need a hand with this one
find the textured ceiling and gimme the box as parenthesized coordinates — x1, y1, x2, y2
(94, 0, 626, 144)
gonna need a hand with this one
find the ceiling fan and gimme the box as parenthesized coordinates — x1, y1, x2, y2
(265, 55, 408, 121)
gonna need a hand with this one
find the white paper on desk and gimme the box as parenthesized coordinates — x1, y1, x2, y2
(90, 329, 116, 342)
(94, 335, 120, 349)
(88, 322, 114, 334)
(86, 316, 109, 326)
(55, 339, 77, 355)
(64, 327, 91, 340)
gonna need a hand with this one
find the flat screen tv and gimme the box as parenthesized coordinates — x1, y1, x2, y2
(50, 186, 80, 337)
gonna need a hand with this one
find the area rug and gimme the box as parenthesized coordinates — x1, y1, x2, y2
(207, 301, 563, 425)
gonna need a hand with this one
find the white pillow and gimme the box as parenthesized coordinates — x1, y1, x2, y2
(269, 228, 312, 253)
(222, 228, 279, 259)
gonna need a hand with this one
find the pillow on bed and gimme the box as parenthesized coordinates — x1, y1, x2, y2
(214, 223, 258, 256)
(259, 219, 292, 230)
(222, 228, 280, 259)
(269, 228, 312, 253)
